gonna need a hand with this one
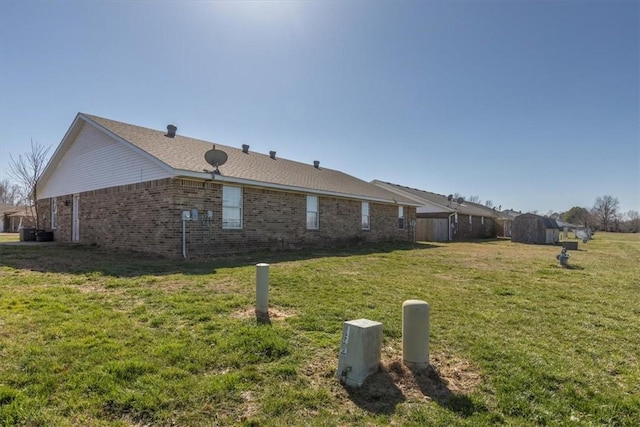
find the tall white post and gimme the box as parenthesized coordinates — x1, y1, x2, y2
(402, 299, 430, 369)
(256, 263, 270, 317)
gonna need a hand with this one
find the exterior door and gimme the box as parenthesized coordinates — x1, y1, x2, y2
(72, 194, 80, 242)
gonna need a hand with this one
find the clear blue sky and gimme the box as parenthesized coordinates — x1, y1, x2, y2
(1, 0, 638, 214)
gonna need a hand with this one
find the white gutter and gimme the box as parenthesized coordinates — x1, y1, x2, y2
(448, 212, 455, 241)
(448, 211, 459, 241)
(182, 218, 187, 259)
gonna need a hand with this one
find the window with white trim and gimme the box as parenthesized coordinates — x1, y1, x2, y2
(51, 198, 57, 229)
(398, 206, 405, 230)
(306, 195, 319, 230)
(362, 202, 370, 230)
(222, 186, 242, 229)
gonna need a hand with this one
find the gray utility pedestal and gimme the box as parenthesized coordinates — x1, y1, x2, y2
(562, 241, 578, 250)
(402, 299, 430, 369)
(336, 318, 382, 387)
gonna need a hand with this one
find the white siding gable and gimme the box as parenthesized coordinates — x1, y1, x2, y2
(39, 122, 171, 199)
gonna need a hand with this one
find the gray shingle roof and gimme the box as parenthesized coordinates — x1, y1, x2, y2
(543, 217, 560, 229)
(0, 205, 32, 216)
(83, 114, 415, 205)
(372, 180, 499, 218)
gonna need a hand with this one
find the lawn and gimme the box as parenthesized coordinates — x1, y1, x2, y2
(0, 233, 638, 426)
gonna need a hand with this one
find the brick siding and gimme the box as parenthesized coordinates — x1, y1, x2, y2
(38, 178, 416, 257)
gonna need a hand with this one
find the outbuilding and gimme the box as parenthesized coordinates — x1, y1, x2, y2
(511, 213, 560, 244)
(371, 181, 498, 242)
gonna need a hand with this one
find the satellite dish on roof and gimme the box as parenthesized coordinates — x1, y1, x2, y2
(204, 145, 228, 175)
(456, 197, 464, 204)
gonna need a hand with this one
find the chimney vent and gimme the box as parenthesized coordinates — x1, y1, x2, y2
(165, 124, 177, 138)
(242, 144, 250, 154)
(269, 150, 276, 159)
(313, 160, 320, 169)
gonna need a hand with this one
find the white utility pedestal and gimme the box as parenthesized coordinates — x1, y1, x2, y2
(335, 318, 382, 387)
(256, 263, 270, 317)
(402, 299, 430, 369)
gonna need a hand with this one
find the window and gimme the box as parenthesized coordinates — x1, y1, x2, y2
(398, 206, 405, 230)
(51, 198, 57, 229)
(222, 186, 242, 229)
(306, 195, 319, 229)
(469, 215, 473, 231)
(362, 202, 370, 230)
(481, 216, 485, 225)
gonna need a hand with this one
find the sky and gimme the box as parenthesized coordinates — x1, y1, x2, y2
(1, 0, 638, 215)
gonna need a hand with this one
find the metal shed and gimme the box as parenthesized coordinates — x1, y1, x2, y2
(511, 213, 560, 244)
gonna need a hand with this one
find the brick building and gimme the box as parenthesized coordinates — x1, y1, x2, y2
(372, 181, 499, 241)
(37, 113, 417, 257)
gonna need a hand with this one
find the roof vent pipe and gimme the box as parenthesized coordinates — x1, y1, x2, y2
(313, 160, 320, 169)
(165, 124, 177, 138)
(269, 150, 276, 159)
(242, 144, 250, 154)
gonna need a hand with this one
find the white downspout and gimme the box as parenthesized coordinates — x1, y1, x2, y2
(448, 212, 455, 241)
(182, 218, 187, 258)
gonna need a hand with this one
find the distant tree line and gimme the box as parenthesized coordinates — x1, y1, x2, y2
(457, 191, 638, 233)
(544, 196, 638, 233)
(0, 179, 21, 205)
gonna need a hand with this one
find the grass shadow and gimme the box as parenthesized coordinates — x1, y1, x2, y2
(343, 366, 406, 415)
(0, 240, 441, 278)
(407, 364, 484, 417)
(255, 309, 271, 325)
(559, 264, 585, 270)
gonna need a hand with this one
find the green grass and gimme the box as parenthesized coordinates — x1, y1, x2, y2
(0, 233, 638, 425)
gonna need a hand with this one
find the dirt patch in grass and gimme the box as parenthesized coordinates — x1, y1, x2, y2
(303, 349, 482, 416)
(240, 390, 260, 419)
(385, 352, 481, 398)
(231, 307, 298, 321)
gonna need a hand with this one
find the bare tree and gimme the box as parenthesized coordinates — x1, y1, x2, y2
(8, 140, 51, 229)
(485, 200, 494, 208)
(0, 179, 20, 205)
(592, 195, 619, 231)
(546, 210, 561, 219)
(467, 195, 480, 203)
(626, 210, 639, 233)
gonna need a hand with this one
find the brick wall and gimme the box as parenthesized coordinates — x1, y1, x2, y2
(455, 214, 497, 239)
(38, 178, 416, 257)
